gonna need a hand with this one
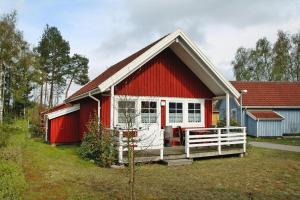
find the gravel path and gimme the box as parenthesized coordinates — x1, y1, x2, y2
(249, 141, 300, 153)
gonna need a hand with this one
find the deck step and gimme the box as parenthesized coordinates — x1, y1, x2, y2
(162, 159, 193, 166)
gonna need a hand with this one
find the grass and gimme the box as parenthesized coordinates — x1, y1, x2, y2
(2, 120, 300, 199)
(248, 136, 300, 146)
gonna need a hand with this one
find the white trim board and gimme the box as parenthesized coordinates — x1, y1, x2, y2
(46, 104, 80, 120)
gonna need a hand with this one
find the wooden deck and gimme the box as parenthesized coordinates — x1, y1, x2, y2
(122, 145, 244, 163)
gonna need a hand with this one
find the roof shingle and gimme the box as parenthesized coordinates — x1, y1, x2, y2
(231, 81, 300, 107)
(248, 111, 283, 120)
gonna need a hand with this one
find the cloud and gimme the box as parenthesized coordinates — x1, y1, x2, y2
(2, 0, 300, 96)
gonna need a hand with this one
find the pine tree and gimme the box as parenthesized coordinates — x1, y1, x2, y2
(36, 25, 70, 107)
(65, 54, 89, 98)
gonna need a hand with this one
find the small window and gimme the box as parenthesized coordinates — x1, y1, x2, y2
(141, 101, 157, 123)
(118, 101, 136, 123)
(188, 103, 201, 122)
(169, 102, 183, 123)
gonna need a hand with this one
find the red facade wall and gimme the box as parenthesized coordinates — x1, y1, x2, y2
(205, 100, 212, 128)
(115, 48, 214, 98)
(49, 111, 80, 143)
(101, 96, 110, 128)
(79, 98, 98, 139)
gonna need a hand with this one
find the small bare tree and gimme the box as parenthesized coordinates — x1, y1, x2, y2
(115, 95, 160, 200)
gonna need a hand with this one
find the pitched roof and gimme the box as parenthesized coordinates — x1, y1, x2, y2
(67, 35, 168, 100)
(231, 81, 300, 107)
(247, 111, 284, 120)
(66, 29, 240, 102)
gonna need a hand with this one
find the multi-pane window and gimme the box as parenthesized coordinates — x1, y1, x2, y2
(169, 102, 183, 123)
(141, 101, 157, 123)
(188, 103, 201, 122)
(118, 101, 136, 123)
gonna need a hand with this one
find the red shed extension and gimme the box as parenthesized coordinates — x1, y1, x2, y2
(44, 29, 239, 146)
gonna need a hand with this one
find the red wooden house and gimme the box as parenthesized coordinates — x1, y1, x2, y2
(44, 29, 246, 162)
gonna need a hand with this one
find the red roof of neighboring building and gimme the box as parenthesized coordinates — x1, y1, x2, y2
(231, 81, 300, 107)
(67, 35, 168, 101)
(248, 111, 283, 120)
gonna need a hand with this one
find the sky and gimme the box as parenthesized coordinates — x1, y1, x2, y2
(1, 0, 300, 96)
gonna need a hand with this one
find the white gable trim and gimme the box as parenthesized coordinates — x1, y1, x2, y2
(98, 29, 240, 98)
(46, 104, 80, 120)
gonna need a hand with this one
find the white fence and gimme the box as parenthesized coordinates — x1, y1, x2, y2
(185, 127, 247, 158)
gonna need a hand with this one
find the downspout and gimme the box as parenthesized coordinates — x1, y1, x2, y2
(45, 115, 48, 142)
(89, 92, 101, 124)
(110, 85, 114, 129)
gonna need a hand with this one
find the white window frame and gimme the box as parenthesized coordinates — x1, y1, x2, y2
(166, 98, 205, 127)
(114, 96, 161, 129)
(114, 96, 205, 129)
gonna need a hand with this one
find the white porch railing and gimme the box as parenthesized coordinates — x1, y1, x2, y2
(117, 130, 164, 164)
(117, 127, 246, 163)
(184, 127, 247, 158)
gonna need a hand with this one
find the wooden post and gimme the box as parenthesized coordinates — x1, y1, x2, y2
(185, 130, 190, 158)
(218, 128, 221, 155)
(226, 92, 230, 128)
(118, 131, 123, 163)
(243, 127, 246, 153)
(160, 130, 164, 160)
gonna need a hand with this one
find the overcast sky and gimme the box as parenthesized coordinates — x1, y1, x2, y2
(1, 0, 300, 95)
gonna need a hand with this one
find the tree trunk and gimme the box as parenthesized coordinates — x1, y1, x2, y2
(39, 83, 43, 108)
(0, 71, 4, 123)
(49, 79, 54, 108)
(44, 81, 48, 107)
(65, 76, 74, 99)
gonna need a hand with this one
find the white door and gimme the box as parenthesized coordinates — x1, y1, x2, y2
(137, 99, 161, 150)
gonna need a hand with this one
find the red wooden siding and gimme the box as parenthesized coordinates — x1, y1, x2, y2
(205, 100, 212, 128)
(49, 111, 80, 143)
(101, 96, 110, 128)
(115, 48, 214, 98)
(79, 98, 98, 139)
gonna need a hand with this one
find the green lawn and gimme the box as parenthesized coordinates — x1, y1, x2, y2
(248, 136, 300, 146)
(2, 121, 300, 199)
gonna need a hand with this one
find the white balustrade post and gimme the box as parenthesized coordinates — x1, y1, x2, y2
(243, 127, 246, 153)
(118, 131, 123, 163)
(218, 129, 221, 155)
(160, 130, 164, 160)
(185, 130, 190, 158)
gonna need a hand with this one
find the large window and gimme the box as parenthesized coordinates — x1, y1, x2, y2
(169, 102, 183, 123)
(141, 101, 157, 123)
(118, 101, 136, 123)
(188, 103, 201, 122)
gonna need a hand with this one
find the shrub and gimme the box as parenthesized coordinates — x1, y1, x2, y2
(79, 113, 117, 167)
(217, 118, 240, 127)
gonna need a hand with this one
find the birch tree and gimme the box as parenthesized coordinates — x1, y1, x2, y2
(0, 11, 32, 122)
(291, 32, 300, 81)
(272, 31, 292, 81)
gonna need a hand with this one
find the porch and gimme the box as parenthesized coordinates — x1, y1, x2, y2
(117, 127, 247, 164)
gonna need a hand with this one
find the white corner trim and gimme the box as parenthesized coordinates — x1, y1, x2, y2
(246, 111, 257, 120)
(46, 104, 80, 120)
(97, 29, 240, 98)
